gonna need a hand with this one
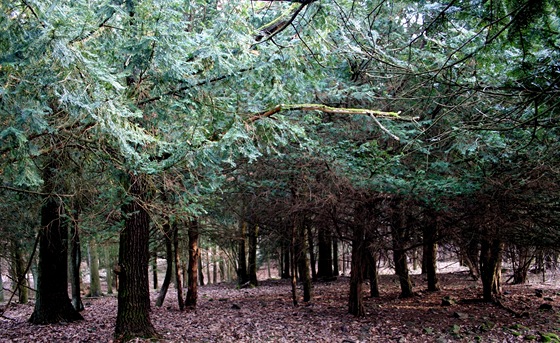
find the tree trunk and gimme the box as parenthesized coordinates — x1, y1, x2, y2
(29, 158, 83, 324)
(114, 173, 157, 341)
(198, 253, 204, 286)
(0, 261, 4, 302)
(88, 239, 101, 297)
(282, 241, 291, 279)
(365, 240, 379, 298)
(297, 223, 312, 302)
(69, 223, 84, 311)
(306, 225, 317, 281)
(317, 228, 333, 279)
(13, 239, 28, 305)
(152, 250, 158, 290)
(480, 237, 503, 302)
(29, 198, 83, 323)
(173, 223, 184, 311)
(392, 209, 413, 298)
(186, 218, 199, 309)
(248, 223, 259, 287)
(423, 221, 440, 292)
(155, 222, 173, 307)
(348, 224, 365, 316)
(104, 245, 114, 295)
(290, 223, 298, 306)
(511, 245, 533, 284)
(332, 236, 339, 276)
(237, 220, 248, 286)
(212, 246, 218, 284)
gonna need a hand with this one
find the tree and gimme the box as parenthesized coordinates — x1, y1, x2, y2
(114, 172, 157, 340)
(29, 157, 83, 324)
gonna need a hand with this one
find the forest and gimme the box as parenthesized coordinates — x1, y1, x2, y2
(0, 0, 559, 341)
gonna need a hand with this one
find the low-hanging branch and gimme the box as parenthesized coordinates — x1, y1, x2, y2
(246, 104, 411, 141)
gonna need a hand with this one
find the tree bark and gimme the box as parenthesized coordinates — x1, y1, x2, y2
(282, 240, 291, 279)
(155, 222, 173, 307)
(423, 219, 440, 292)
(152, 250, 158, 290)
(173, 223, 184, 311)
(13, 239, 28, 305)
(317, 228, 333, 279)
(348, 223, 365, 316)
(297, 223, 312, 302)
(332, 236, 339, 276)
(114, 173, 157, 341)
(69, 223, 84, 311)
(392, 209, 413, 298)
(511, 245, 533, 284)
(480, 237, 503, 302)
(306, 225, 317, 281)
(248, 223, 259, 287)
(186, 218, 199, 309)
(29, 158, 83, 324)
(237, 220, 248, 286)
(87, 239, 101, 297)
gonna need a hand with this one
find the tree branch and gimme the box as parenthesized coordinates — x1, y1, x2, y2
(246, 103, 411, 140)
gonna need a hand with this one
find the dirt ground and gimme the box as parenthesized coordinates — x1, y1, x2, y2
(1, 268, 559, 342)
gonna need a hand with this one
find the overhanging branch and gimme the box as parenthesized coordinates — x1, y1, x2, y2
(246, 103, 411, 140)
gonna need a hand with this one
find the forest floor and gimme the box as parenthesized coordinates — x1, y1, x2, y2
(1, 270, 560, 342)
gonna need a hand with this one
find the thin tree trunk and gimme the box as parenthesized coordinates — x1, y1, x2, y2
(282, 241, 291, 279)
(297, 223, 312, 302)
(173, 223, 184, 311)
(248, 223, 259, 287)
(152, 250, 158, 290)
(290, 224, 298, 306)
(0, 261, 4, 302)
(206, 249, 211, 285)
(186, 219, 199, 309)
(155, 222, 173, 307)
(212, 246, 218, 284)
(306, 225, 317, 281)
(423, 220, 440, 292)
(480, 237, 503, 302)
(114, 173, 157, 340)
(332, 236, 339, 276)
(198, 253, 204, 286)
(348, 224, 365, 316)
(88, 239, 101, 297)
(104, 245, 114, 295)
(69, 223, 84, 311)
(13, 239, 28, 305)
(317, 229, 333, 279)
(237, 220, 248, 286)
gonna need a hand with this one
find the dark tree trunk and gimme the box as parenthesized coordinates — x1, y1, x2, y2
(198, 253, 204, 286)
(237, 220, 248, 286)
(173, 223, 184, 310)
(461, 231, 480, 280)
(114, 173, 157, 341)
(152, 251, 158, 290)
(511, 245, 533, 284)
(317, 229, 333, 279)
(248, 223, 259, 287)
(297, 223, 312, 302)
(29, 159, 83, 324)
(69, 222, 84, 311)
(348, 224, 365, 316)
(332, 236, 339, 276)
(104, 245, 114, 295)
(155, 222, 173, 307)
(480, 237, 503, 302)
(391, 209, 413, 298)
(282, 241, 291, 279)
(290, 224, 298, 306)
(306, 225, 317, 281)
(13, 239, 28, 305)
(186, 219, 199, 309)
(423, 220, 440, 292)
(365, 232, 379, 298)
